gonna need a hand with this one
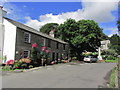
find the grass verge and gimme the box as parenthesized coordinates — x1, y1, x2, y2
(105, 60, 117, 63)
(109, 68, 116, 88)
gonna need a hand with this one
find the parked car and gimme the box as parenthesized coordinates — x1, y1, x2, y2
(84, 55, 98, 62)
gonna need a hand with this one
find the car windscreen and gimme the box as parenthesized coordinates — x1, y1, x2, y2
(85, 55, 97, 58)
(85, 56, 91, 58)
(91, 55, 97, 58)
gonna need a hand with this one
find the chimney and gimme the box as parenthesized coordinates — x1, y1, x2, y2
(0, 6, 7, 23)
(49, 30, 55, 38)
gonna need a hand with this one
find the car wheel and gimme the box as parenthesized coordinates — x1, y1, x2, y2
(90, 60, 92, 63)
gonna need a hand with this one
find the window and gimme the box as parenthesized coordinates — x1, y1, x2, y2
(48, 39, 51, 48)
(24, 32, 31, 43)
(42, 37, 46, 46)
(23, 50, 30, 58)
(56, 42, 59, 49)
(63, 44, 66, 50)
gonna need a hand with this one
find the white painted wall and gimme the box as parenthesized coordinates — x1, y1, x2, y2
(3, 19, 17, 62)
(0, 7, 7, 64)
(0, 23, 5, 62)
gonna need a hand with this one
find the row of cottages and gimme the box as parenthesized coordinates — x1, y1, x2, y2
(0, 7, 69, 64)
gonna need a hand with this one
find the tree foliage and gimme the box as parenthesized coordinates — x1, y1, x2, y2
(39, 19, 109, 60)
(109, 34, 120, 55)
(39, 23, 59, 35)
(57, 19, 104, 59)
(117, 20, 120, 29)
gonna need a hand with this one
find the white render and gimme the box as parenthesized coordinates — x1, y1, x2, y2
(49, 30, 55, 38)
(0, 23, 5, 62)
(98, 47, 102, 60)
(100, 40, 110, 50)
(0, 6, 7, 63)
(3, 19, 17, 62)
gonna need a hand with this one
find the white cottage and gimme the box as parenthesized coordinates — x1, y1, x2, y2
(0, 6, 69, 64)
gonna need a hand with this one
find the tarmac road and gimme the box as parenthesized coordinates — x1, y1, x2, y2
(2, 62, 116, 88)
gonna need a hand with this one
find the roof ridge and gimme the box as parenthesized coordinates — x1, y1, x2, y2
(4, 17, 68, 44)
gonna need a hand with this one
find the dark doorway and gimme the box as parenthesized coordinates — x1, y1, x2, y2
(52, 52, 55, 61)
(56, 53, 59, 64)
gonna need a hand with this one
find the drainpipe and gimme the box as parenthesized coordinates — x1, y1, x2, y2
(0, 6, 7, 64)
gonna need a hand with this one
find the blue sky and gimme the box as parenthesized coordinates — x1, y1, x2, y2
(2, 1, 119, 37)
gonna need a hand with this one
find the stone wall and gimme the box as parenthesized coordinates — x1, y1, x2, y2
(15, 27, 69, 64)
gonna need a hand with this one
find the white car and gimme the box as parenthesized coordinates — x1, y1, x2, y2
(84, 55, 98, 62)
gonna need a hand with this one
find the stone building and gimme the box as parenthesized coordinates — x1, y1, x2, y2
(100, 40, 110, 50)
(0, 7, 69, 64)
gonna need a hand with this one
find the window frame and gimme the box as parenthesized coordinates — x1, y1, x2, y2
(56, 42, 59, 49)
(47, 39, 51, 48)
(23, 50, 30, 58)
(24, 32, 31, 43)
(63, 44, 66, 50)
(42, 37, 46, 46)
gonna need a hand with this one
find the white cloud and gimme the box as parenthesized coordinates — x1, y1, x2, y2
(23, 5, 27, 8)
(81, 1, 117, 22)
(0, 1, 27, 21)
(25, 17, 43, 30)
(25, 1, 118, 30)
(105, 28, 118, 37)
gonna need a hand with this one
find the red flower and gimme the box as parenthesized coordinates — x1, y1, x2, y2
(32, 43, 37, 48)
(16, 67, 18, 68)
(46, 50, 49, 53)
(50, 61, 55, 64)
(6, 60, 14, 65)
(42, 46, 46, 51)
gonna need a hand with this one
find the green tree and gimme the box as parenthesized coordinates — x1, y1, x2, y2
(58, 19, 104, 60)
(117, 20, 120, 29)
(39, 23, 59, 35)
(101, 32, 109, 40)
(109, 34, 120, 55)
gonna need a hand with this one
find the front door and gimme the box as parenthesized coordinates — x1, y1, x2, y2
(52, 52, 55, 61)
(56, 53, 58, 64)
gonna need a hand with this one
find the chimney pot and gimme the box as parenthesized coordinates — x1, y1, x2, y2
(0, 6, 3, 8)
(0, 6, 7, 23)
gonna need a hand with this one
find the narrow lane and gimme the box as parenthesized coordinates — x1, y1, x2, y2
(2, 63, 116, 88)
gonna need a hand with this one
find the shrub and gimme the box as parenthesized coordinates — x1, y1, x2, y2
(72, 57, 77, 60)
(2, 66, 12, 71)
(21, 63, 27, 69)
(19, 58, 31, 63)
(107, 55, 115, 60)
(101, 49, 118, 57)
(13, 60, 22, 69)
(29, 65, 34, 69)
(13, 60, 30, 69)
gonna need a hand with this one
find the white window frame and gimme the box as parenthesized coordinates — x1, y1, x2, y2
(23, 50, 30, 58)
(41, 37, 46, 46)
(43, 38, 46, 46)
(24, 32, 31, 43)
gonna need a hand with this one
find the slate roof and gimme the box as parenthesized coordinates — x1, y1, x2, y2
(4, 17, 68, 44)
(100, 40, 110, 45)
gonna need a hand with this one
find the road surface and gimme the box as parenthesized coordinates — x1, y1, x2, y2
(2, 62, 116, 88)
